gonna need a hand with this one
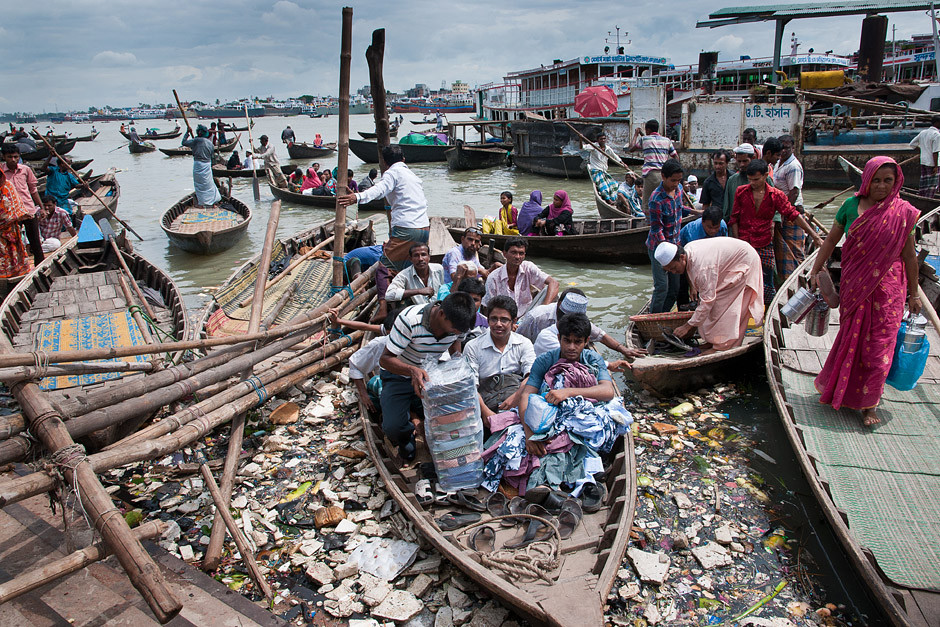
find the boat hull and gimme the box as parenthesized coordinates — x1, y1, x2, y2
(212, 164, 292, 179)
(349, 138, 448, 163)
(286, 142, 337, 159)
(159, 137, 238, 156)
(128, 140, 156, 153)
(512, 154, 588, 178)
(444, 143, 507, 170)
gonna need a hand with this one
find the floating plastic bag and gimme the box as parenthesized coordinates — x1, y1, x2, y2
(886, 318, 930, 391)
(524, 393, 557, 434)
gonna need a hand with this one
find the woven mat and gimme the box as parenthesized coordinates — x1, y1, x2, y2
(213, 241, 288, 311)
(780, 343, 940, 591)
(34, 311, 147, 391)
(176, 206, 243, 225)
(208, 255, 333, 336)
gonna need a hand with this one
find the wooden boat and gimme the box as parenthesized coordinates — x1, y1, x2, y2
(358, 338, 636, 627)
(161, 193, 251, 254)
(764, 206, 940, 627)
(159, 137, 238, 157)
(623, 300, 762, 396)
(121, 128, 182, 141)
(349, 137, 449, 164)
(228, 123, 252, 132)
(358, 128, 398, 140)
(19, 139, 76, 161)
(0, 221, 188, 445)
(198, 219, 375, 339)
(410, 120, 450, 131)
(286, 142, 337, 159)
(512, 153, 588, 179)
(212, 163, 292, 179)
(593, 181, 632, 219)
(442, 215, 690, 264)
(444, 141, 508, 171)
(128, 139, 156, 154)
(266, 172, 339, 208)
(70, 169, 120, 220)
(29, 130, 67, 141)
(839, 155, 940, 213)
(71, 130, 99, 142)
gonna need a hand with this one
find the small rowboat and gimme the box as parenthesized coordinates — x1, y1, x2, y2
(266, 172, 338, 209)
(442, 215, 692, 264)
(444, 141, 508, 171)
(593, 180, 632, 219)
(512, 153, 587, 179)
(198, 219, 375, 339)
(349, 137, 449, 164)
(159, 137, 239, 157)
(18, 139, 76, 161)
(70, 169, 120, 220)
(121, 128, 182, 141)
(71, 130, 99, 142)
(29, 130, 67, 141)
(212, 163, 292, 179)
(358, 128, 398, 140)
(161, 193, 251, 254)
(128, 139, 156, 154)
(764, 206, 940, 627)
(0, 220, 188, 447)
(624, 301, 762, 396)
(286, 142, 337, 159)
(358, 339, 636, 627)
(839, 155, 940, 213)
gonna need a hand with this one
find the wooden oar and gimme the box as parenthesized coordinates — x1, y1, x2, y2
(107, 143, 130, 153)
(917, 285, 940, 334)
(173, 90, 194, 137)
(35, 134, 143, 240)
(236, 235, 335, 308)
(563, 121, 633, 173)
(245, 105, 260, 200)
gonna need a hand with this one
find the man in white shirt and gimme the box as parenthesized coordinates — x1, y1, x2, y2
(531, 290, 644, 366)
(385, 243, 446, 306)
(910, 115, 940, 198)
(482, 237, 559, 311)
(339, 145, 431, 322)
(584, 132, 626, 203)
(441, 227, 484, 282)
(772, 134, 807, 281)
(464, 295, 535, 422)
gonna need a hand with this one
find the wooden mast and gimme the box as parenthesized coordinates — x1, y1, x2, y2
(332, 6, 354, 288)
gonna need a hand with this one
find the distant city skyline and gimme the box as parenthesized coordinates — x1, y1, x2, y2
(3, 1, 938, 113)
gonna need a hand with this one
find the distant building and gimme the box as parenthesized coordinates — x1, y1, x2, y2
(451, 80, 469, 94)
(357, 85, 372, 97)
(406, 83, 429, 98)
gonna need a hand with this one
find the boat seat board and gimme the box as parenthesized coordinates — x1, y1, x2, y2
(778, 323, 940, 591)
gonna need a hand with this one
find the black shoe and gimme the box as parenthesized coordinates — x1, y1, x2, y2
(399, 438, 416, 462)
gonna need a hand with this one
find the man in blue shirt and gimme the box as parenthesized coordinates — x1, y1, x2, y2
(41, 156, 80, 220)
(517, 313, 616, 456)
(678, 206, 728, 308)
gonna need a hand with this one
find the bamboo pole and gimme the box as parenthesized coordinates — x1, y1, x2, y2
(366, 28, 390, 171)
(200, 462, 274, 599)
(0, 360, 154, 383)
(0, 268, 376, 453)
(246, 105, 260, 201)
(35, 133, 143, 240)
(0, 336, 182, 622)
(332, 7, 353, 289)
(0, 520, 167, 604)
(173, 90, 194, 137)
(108, 239, 157, 319)
(204, 198, 280, 571)
(0, 345, 359, 508)
(237, 235, 335, 308)
(260, 284, 297, 330)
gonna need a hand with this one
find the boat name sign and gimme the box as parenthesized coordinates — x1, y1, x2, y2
(746, 105, 792, 120)
(583, 54, 669, 66)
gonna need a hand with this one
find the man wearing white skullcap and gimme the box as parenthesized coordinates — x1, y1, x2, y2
(721, 143, 761, 221)
(656, 239, 764, 351)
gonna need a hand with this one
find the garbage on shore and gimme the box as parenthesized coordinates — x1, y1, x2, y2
(69, 370, 858, 626)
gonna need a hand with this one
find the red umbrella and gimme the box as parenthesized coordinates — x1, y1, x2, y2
(574, 86, 618, 118)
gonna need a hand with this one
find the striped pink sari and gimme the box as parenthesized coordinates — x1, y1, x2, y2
(815, 157, 919, 410)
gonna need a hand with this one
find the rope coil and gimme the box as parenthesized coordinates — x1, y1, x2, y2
(455, 513, 561, 583)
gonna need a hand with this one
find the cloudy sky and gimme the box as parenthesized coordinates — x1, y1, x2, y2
(2, 0, 937, 113)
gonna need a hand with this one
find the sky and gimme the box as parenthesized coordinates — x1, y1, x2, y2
(2, 0, 938, 113)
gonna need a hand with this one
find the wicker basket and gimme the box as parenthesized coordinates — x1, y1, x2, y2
(630, 310, 694, 341)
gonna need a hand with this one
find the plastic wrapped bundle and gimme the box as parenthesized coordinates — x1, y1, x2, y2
(422, 356, 483, 492)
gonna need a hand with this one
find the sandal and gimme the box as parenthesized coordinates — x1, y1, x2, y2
(523, 485, 552, 506)
(447, 490, 487, 512)
(504, 496, 528, 527)
(557, 499, 582, 540)
(505, 504, 554, 549)
(485, 492, 509, 518)
(580, 481, 607, 513)
(414, 479, 433, 506)
(468, 525, 496, 553)
(436, 511, 481, 531)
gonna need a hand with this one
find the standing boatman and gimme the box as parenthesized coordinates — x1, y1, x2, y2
(281, 125, 296, 144)
(181, 124, 221, 207)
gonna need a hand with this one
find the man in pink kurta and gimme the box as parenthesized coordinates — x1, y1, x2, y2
(655, 239, 764, 350)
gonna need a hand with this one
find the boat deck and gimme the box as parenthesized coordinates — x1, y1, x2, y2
(169, 206, 244, 235)
(0, 485, 285, 626)
(771, 228, 940, 625)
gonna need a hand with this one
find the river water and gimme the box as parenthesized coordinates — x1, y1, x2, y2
(37, 114, 874, 621)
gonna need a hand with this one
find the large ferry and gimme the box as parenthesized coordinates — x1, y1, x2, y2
(196, 104, 265, 119)
(392, 94, 475, 114)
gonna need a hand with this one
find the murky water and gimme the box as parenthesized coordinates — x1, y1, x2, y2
(36, 114, 871, 619)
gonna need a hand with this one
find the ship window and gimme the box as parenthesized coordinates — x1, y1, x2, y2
(931, 98, 940, 112)
(600, 65, 614, 77)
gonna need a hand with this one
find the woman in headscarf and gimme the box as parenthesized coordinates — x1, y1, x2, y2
(181, 124, 222, 207)
(535, 190, 574, 235)
(810, 156, 922, 427)
(0, 168, 33, 279)
(517, 190, 543, 236)
(304, 163, 322, 190)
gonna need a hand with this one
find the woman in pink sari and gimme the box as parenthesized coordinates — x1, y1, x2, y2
(811, 156, 922, 426)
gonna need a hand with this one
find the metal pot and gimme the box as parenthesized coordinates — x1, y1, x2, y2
(804, 296, 830, 337)
(781, 287, 817, 323)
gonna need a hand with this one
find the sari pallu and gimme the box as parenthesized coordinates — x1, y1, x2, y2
(0, 181, 33, 279)
(815, 159, 919, 411)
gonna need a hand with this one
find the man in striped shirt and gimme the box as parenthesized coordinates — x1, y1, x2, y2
(379, 292, 477, 462)
(629, 119, 679, 215)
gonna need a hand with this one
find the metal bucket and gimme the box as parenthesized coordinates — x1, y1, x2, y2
(781, 287, 817, 323)
(804, 297, 830, 336)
